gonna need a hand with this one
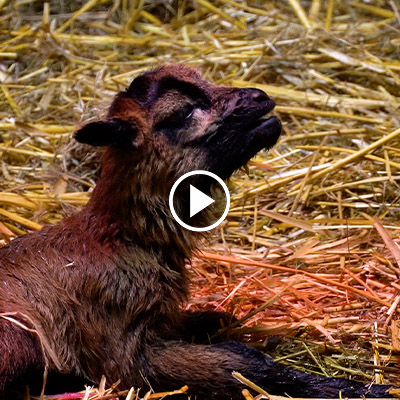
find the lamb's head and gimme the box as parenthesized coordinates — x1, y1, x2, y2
(74, 64, 281, 185)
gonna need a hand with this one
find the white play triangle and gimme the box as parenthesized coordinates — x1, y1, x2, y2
(189, 185, 215, 218)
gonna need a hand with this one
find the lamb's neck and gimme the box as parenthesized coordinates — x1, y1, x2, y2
(79, 163, 196, 264)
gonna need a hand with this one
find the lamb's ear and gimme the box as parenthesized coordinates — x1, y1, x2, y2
(74, 118, 138, 148)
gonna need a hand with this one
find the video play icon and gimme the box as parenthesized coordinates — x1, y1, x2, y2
(190, 185, 215, 218)
(169, 170, 230, 232)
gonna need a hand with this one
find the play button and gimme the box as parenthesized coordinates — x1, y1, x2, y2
(190, 185, 215, 218)
(169, 170, 230, 232)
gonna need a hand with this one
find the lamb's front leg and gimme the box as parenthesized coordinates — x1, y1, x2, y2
(144, 340, 393, 399)
(169, 310, 236, 343)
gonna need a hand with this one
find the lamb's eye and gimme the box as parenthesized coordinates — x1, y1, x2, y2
(156, 104, 195, 130)
(183, 106, 195, 120)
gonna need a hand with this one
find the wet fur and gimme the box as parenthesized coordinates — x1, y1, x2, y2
(0, 65, 393, 399)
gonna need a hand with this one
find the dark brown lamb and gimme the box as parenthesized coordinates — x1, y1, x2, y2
(0, 65, 393, 399)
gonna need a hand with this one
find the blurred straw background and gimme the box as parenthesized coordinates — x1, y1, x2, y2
(0, 0, 399, 398)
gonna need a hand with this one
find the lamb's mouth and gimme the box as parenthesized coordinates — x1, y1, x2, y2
(246, 115, 281, 149)
(207, 114, 281, 181)
(190, 96, 282, 179)
(237, 95, 281, 154)
(238, 113, 282, 162)
(225, 115, 280, 173)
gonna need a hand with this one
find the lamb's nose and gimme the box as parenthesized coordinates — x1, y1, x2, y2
(249, 88, 269, 103)
(240, 88, 275, 112)
(236, 88, 270, 108)
(237, 88, 270, 106)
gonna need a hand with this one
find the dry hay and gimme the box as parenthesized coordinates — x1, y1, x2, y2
(0, 0, 399, 398)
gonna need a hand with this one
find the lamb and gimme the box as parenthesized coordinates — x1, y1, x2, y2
(0, 64, 393, 399)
